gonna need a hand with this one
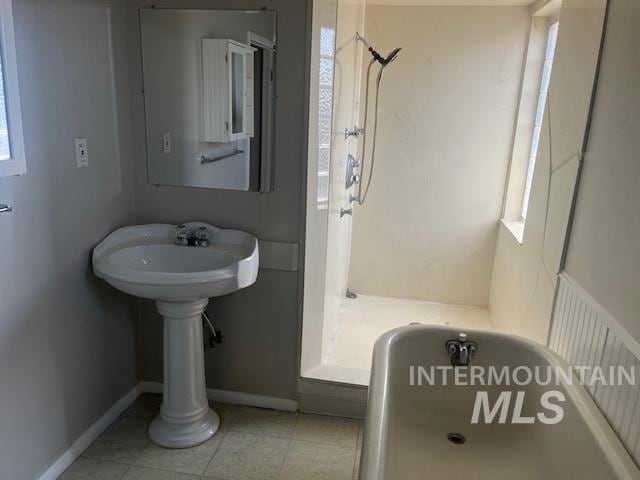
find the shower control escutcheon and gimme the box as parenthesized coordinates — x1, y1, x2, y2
(345, 154, 360, 189)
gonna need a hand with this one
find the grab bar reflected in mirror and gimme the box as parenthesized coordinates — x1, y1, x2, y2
(200, 149, 245, 165)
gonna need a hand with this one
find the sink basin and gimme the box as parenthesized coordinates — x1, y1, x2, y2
(93, 223, 259, 449)
(93, 223, 258, 301)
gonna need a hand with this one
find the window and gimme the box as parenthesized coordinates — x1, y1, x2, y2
(521, 22, 559, 219)
(0, 57, 10, 160)
(501, 10, 560, 243)
(0, 0, 25, 178)
(317, 27, 335, 205)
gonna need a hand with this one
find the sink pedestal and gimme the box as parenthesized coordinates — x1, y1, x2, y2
(149, 299, 220, 448)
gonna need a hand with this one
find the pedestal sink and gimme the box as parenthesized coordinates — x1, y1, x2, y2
(92, 222, 258, 448)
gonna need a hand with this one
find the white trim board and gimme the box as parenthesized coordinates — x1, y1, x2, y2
(36, 384, 142, 480)
(549, 272, 640, 467)
(139, 381, 298, 412)
(554, 272, 640, 361)
(37, 382, 298, 479)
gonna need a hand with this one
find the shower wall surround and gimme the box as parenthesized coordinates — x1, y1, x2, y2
(321, 0, 366, 362)
(490, 0, 607, 343)
(301, 0, 365, 375)
(348, 6, 530, 306)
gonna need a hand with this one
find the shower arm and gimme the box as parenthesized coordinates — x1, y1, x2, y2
(355, 32, 371, 49)
(356, 32, 386, 65)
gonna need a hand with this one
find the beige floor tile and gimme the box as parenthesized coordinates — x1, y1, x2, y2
(122, 466, 200, 480)
(123, 394, 162, 421)
(83, 417, 150, 464)
(59, 457, 130, 480)
(210, 401, 239, 431)
(204, 431, 289, 480)
(279, 441, 355, 480)
(230, 407, 298, 438)
(136, 432, 224, 475)
(293, 414, 359, 448)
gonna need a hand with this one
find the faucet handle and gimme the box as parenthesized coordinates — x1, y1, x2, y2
(175, 225, 189, 245)
(196, 226, 209, 240)
(458, 332, 467, 342)
(194, 226, 210, 247)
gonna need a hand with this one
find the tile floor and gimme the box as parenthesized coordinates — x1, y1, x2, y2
(60, 394, 362, 480)
(325, 294, 495, 372)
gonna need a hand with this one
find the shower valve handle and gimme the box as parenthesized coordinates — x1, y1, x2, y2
(345, 127, 365, 139)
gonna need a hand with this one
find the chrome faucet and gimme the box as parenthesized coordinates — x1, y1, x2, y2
(174, 225, 210, 247)
(446, 333, 478, 367)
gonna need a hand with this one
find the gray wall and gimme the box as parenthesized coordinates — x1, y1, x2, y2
(123, 0, 309, 399)
(565, 0, 640, 340)
(0, 1, 138, 479)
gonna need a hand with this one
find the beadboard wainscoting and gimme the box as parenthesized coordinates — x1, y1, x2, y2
(549, 272, 640, 466)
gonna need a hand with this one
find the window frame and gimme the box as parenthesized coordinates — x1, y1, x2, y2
(501, 4, 561, 244)
(316, 26, 335, 208)
(520, 20, 559, 220)
(0, 0, 25, 178)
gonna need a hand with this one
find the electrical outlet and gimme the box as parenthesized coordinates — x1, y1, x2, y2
(163, 132, 171, 154)
(75, 138, 88, 167)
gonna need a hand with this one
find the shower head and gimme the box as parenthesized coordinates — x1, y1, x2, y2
(383, 48, 401, 66)
(367, 46, 402, 67)
(356, 33, 401, 67)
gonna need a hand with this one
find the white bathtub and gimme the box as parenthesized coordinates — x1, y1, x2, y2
(360, 325, 640, 480)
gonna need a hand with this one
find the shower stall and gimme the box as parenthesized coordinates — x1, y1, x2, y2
(302, 1, 536, 386)
(301, 0, 502, 388)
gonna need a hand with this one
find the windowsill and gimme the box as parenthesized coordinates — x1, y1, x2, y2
(501, 219, 525, 245)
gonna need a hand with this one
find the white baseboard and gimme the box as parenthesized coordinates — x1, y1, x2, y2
(139, 381, 298, 412)
(38, 381, 298, 479)
(37, 383, 142, 480)
(206, 387, 298, 412)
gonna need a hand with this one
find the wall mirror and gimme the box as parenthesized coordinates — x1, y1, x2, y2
(140, 9, 276, 192)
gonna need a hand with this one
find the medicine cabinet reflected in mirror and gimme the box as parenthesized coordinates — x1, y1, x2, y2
(140, 9, 276, 192)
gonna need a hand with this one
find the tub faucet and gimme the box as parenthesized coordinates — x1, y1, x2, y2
(446, 333, 478, 367)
